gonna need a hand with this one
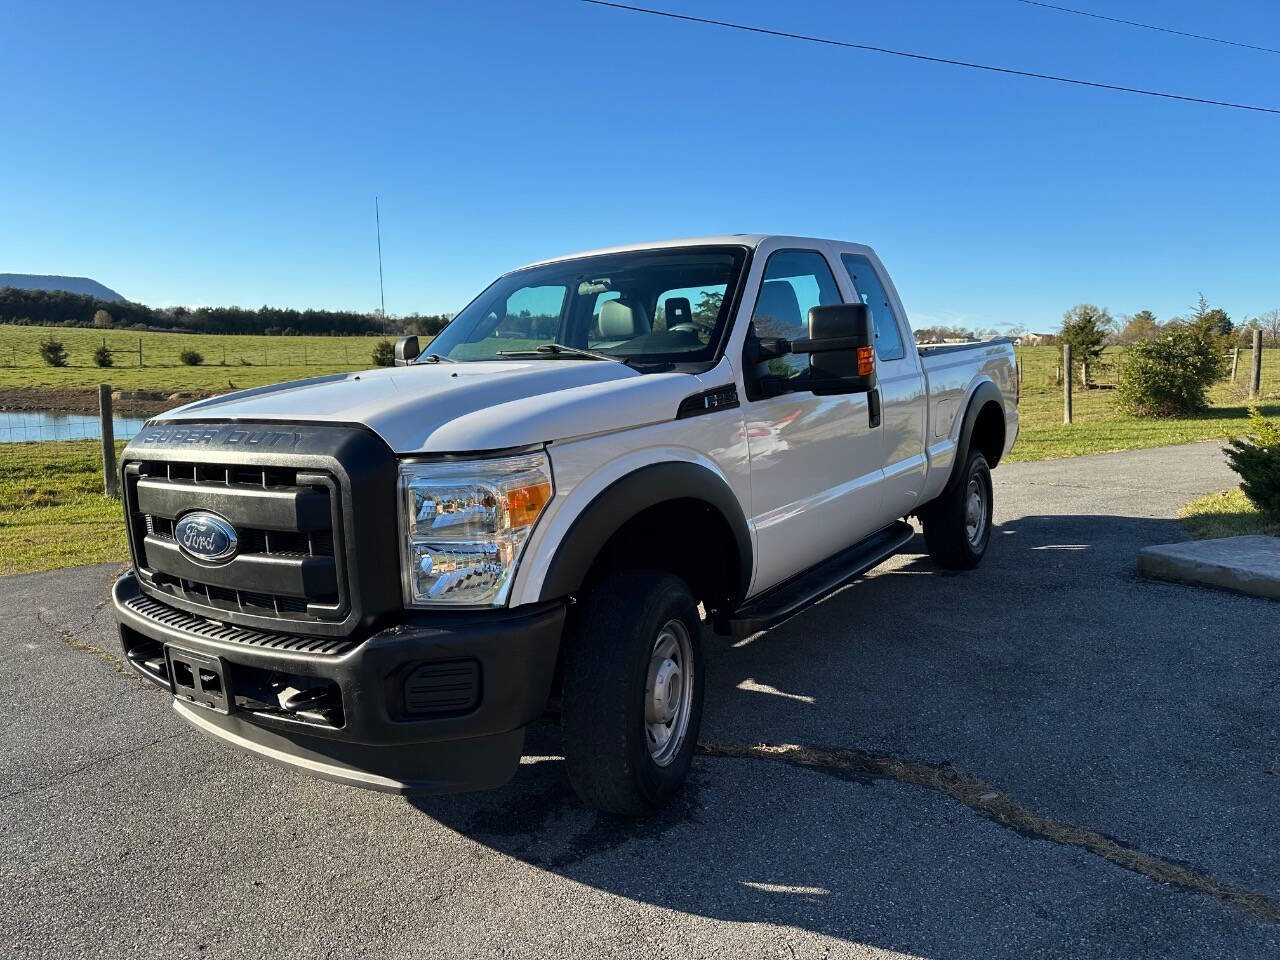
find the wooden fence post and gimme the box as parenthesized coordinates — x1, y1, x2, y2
(1063, 344, 1073, 424)
(1231, 346, 1240, 382)
(138, 337, 144, 368)
(99, 384, 119, 499)
(1251, 329, 1264, 398)
(1080, 357, 1089, 389)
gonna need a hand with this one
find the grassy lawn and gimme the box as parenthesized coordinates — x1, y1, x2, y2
(0, 325, 392, 393)
(0, 441, 128, 576)
(1005, 345, 1280, 462)
(1179, 488, 1280, 540)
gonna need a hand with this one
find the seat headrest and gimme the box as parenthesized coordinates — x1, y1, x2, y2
(664, 297, 693, 327)
(598, 299, 650, 340)
(753, 280, 803, 334)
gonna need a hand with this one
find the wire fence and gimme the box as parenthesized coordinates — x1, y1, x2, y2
(0, 409, 147, 444)
(1017, 344, 1277, 394)
(0, 331, 386, 371)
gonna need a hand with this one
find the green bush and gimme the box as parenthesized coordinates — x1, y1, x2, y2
(92, 344, 113, 368)
(39, 337, 68, 367)
(371, 340, 395, 367)
(179, 348, 204, 366)
(1114, 329, 1222, 417)
(1224, 407, 1280, 522)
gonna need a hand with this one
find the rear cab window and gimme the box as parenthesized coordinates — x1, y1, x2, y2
(841, 254, 904, 362)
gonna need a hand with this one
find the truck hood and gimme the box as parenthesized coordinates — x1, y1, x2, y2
(155, 361, 712, 454)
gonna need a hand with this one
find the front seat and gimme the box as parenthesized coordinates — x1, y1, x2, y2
(595, 298, 651, 348)
(751, 279, 803, 338)
(750, 279, 806, 378)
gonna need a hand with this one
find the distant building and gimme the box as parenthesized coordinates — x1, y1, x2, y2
(1019, 332, 1054, 346)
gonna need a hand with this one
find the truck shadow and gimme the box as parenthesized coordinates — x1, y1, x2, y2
(410, 513, 1280, 956)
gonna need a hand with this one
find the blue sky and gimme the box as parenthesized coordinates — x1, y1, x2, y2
(3, 0, 1278, 332)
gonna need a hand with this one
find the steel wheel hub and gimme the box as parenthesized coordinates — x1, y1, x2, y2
(965, 477, 987, 547)
(644, 618, 694, 767)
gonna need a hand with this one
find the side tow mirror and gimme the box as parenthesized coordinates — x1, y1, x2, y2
(394, 335, 421, 366)
(795, 302, 876, 395)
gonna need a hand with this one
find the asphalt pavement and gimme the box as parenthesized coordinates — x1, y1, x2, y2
(2, 441, 1278, 959)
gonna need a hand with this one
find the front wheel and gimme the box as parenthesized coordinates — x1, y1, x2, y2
(560, 570, 704, 815)
(921, 448, 993, 570)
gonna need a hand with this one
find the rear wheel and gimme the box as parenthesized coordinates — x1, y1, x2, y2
(921, 448, 993, 570)
(560, 570, 704, 815)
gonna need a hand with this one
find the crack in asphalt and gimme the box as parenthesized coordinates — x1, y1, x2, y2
(698, 741, 1280, 924)
(0, 607, 184, 804)
(38, 604, 144, 685)
(0, 732, 184, 804)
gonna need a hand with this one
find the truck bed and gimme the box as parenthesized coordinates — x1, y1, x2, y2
(916, 336, 1014, 358)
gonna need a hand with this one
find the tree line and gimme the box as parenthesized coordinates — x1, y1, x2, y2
(1048, 295, 1278, 351)
(0, 287, 452, 338)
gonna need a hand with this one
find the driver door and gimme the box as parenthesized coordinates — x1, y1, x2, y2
(740, 248, 885, 594)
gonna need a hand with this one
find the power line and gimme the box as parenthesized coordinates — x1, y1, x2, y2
(578, 0, 1280, 115)
(1013, 0, 1280, 57)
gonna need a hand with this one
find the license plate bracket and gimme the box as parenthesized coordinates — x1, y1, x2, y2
(165, 646, 233, 714)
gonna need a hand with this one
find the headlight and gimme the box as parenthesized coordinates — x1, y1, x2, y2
(398, 452, 553, 607)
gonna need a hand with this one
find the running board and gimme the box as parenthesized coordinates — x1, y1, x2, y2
(727, 521, 916, 641)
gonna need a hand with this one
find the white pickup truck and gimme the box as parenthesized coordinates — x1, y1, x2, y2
(111, 235, 1018, 814)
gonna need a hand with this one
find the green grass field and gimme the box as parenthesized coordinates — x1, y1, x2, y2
(0, 325, 393, 393)
(1005, 345, 1280, 462)
(0, 440, 128, 576)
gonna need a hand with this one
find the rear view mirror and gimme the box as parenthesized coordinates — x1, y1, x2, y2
(796, 303, 876, 395)
(394, 336, 421, 366)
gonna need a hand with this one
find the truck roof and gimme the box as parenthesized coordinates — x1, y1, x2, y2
(514, 235, 872, 272)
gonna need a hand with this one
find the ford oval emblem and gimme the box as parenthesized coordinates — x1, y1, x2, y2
(175, 512, 239, 564)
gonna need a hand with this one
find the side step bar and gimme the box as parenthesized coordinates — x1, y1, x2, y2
(726, 521, 916, 641)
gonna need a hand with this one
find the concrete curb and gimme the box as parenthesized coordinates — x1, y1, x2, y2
(1138, 535, 1280, 602)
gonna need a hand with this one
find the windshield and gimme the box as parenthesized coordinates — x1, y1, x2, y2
(421, 245, 748, 365)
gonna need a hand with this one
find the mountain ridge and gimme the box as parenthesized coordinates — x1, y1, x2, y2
(0, 273, 124, 302)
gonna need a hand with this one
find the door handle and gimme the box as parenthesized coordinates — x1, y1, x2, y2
(868, 388, 881, 429)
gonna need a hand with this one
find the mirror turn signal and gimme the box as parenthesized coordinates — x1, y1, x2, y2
(857, 346, 875, 378)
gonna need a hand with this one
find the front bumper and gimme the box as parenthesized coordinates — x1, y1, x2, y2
(112, 572, 565, 794)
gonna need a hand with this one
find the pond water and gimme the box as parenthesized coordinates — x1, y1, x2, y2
(0, 409, 149, 444)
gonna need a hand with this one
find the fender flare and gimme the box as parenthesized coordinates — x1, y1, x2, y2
(945, 380, 1005, 491)
(537, 461, 753, 602)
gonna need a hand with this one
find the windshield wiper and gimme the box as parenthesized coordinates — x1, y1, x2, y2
(417, 353, 458, 364)
(497, 343, 627, 364)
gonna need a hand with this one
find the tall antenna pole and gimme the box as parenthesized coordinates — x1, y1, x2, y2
(375, 196, 386, 316)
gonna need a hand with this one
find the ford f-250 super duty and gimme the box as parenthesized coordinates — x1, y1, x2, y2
(112, 235, 1018, 814)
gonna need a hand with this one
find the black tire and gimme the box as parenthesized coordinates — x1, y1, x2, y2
(560, 570, 704, 815)
(921, 448, 993, 570)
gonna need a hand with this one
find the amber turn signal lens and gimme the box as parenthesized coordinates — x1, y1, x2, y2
(857, 346, 875, 377)
(505, 481, 552, 528)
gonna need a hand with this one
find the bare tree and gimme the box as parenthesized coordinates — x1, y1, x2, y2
(1260, 309, 1280, 347)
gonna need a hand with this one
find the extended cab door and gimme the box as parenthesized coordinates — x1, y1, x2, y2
(837, 250, 927, 520)
(738, 247, 885, 594)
